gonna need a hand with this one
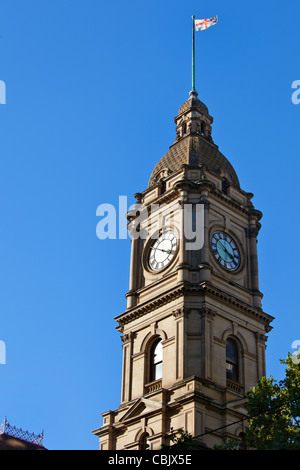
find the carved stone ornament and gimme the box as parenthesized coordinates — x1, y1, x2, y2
(121, 331, 136, 344)
(172, 306, 189, 318)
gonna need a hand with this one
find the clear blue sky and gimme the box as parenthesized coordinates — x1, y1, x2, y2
(0, 0, 299, 450)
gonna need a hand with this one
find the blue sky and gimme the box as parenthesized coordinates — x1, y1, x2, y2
(0, 0, 299, 450)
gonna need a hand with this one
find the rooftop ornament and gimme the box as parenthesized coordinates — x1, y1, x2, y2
(0, 417, 44, 447)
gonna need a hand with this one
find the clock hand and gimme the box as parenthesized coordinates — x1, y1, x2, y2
(218, 241, 228, 252)
(218, 242, 233, 261)
(156, 247, 172, 254)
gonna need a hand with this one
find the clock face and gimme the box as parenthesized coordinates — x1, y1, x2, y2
(211, 231, 240, 271)
(148, 231, 178, 271)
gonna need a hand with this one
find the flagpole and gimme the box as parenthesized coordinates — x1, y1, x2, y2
(192, 15, 196, 92)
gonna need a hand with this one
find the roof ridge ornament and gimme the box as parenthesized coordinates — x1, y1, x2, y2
(0, 417, 44, 447)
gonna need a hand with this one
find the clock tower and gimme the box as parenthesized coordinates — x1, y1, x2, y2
(93, 90, 274, 450)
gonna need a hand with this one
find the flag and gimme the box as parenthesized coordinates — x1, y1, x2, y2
(195, 16, 218, 31)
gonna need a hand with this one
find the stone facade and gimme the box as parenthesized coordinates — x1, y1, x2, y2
(93, 91, 274, 450)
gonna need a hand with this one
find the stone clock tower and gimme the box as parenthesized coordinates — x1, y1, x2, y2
(93, 90, 274, 450)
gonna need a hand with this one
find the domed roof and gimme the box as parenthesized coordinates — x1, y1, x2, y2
(178, 95, 209, 116)
(148, 135, 240, 188)
(148, 92, 240, 189)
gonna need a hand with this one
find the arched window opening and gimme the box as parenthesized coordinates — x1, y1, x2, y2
(150, 338, 163, 382)
(140, 433, 150, 450)
(238, 432, 246, 450)
(201, 122, 205, 136)
(160, 180, 166, 195)
(226, 339, 239, 382)
(222, 179, 229, 195)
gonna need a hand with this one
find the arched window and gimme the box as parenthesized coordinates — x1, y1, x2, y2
(140, 433, 150, 450)
(238, 432, 246, 450)
(226, 339, 239, 382)
(150, 338, 163, 382)
(160, 180, 166, 195)
(222, 179, 229, 195)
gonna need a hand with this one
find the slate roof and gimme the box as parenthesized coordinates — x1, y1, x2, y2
(148, 134, 240, 188)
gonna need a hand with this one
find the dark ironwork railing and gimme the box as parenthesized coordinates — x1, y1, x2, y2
(0, 417, 44, 446)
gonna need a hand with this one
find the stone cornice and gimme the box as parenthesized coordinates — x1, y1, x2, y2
(148, 180, 260, 221)
(115, 282, 274, 332)
(198, 282, 274, 329)
(115, 284, 186, 331)
(210, 186, 258, 218)
(151, 187, 179, 206)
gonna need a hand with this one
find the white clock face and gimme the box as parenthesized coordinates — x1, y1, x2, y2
(211, 231, 240, 271)
(148, 231, 178, 271)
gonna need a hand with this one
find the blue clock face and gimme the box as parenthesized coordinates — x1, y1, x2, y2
(211, 231, 240, 271)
